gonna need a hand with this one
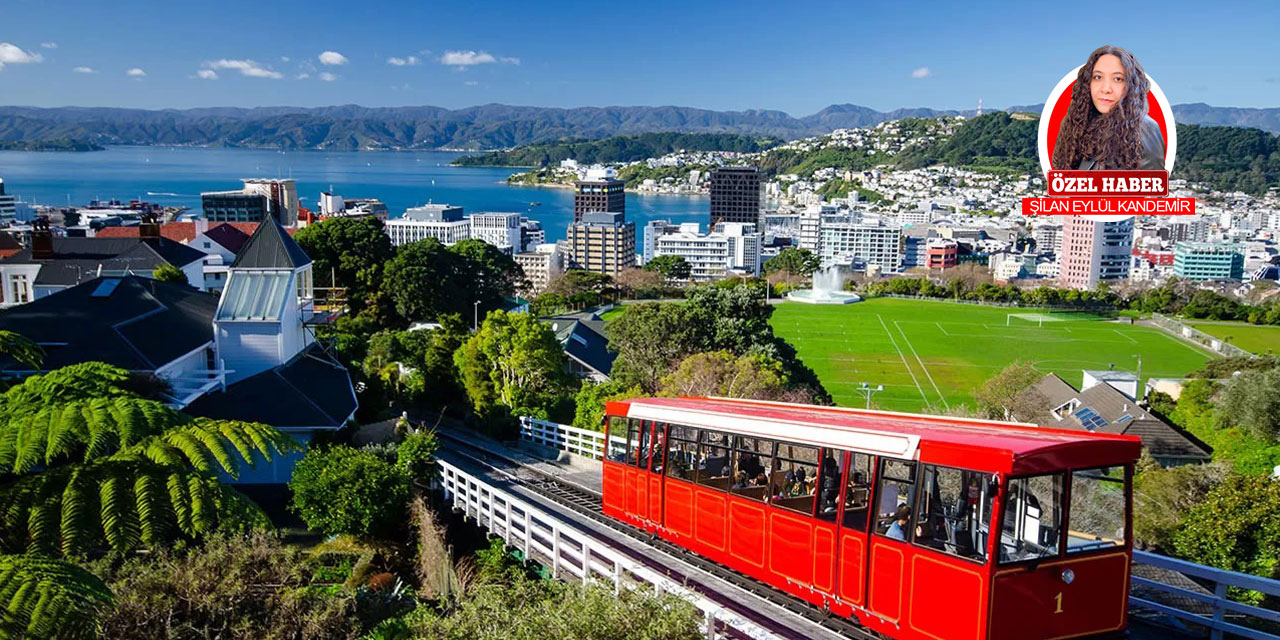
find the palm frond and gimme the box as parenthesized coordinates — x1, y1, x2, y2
(0, 553, 111, 640)
(0, 397, 185, 474)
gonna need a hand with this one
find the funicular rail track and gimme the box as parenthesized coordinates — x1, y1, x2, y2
(435, 429, 880, 640)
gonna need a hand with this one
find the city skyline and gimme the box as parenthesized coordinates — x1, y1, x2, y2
(1, 0, 1279, 113)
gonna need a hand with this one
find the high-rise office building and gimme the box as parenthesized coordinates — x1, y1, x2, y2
(469, 212, 523, 254)
(710, 166, 761, 227)
(384, 204, 469, 246)
(652, 222, 761, 281)
(0, 178, 15, 223)
(202, 179, 299, 226)
(566, 211, 636, 276)
(573, 167, 625, 223)
(1058, 216, 1133, 290)
(1173, 242, 1244, 281)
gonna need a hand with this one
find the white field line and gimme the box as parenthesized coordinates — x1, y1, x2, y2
(935, 322, 951, 336)
(877, 314, 929, 404)
(894, 320, 949, 410)
(1113, 329, 1139, 344)
(1153, 329, 1219, 357)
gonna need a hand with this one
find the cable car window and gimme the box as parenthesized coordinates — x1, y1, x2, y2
(695, 431, 732, 490)
(649, 423, 667, 474)
(770, 442, 819, 516)
(912, 465, 995, 563)
(1066, 467, 1128, 554)
(814, 449, 844, 522)
(665, 425, 699, 482)
(999, 474, 1065, 564)
(874, 459, 917, 539)
(635, 421, 651, 470)
(607, 416, 629, 462)
(731, 437, 774, 502)
(840, 452, 873, 529)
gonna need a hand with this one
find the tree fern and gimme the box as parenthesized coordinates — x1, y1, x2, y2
(0, 554, 111, 640)
(0, 331, 44, 373)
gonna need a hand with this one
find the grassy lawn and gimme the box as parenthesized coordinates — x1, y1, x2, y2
(1186, 321, 1280, 355)
(770, 298, 1212, 412)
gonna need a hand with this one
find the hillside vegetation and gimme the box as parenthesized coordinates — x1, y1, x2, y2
(453, 132, 781, 167)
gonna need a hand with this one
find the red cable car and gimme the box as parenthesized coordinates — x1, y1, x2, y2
(601, 396, 1141, 640)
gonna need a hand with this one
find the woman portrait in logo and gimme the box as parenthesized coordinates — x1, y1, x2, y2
(1051, 46, 1165, 171)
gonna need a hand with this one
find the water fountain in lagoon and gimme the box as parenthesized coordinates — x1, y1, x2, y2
(785, 266, 862, 304)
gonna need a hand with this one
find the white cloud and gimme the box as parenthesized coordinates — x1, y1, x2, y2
(318, 72, 338, 82)
(126, 67, 146, 77)
(72, 66, 95, 74)
(318, 51, 348, 66)
(440, 50, 495, 66)
(204, 59, 283, 79)
(464, 80, 479, 86)
(0, 43, 44, 70)
(40, 42, 57, 49)
(499, 56, 520, 65)
(911, 66, 931, 79)
(296, 73, 310, 80)
(197, 69, 218, 80)
(387, 56, 420, 66)
(280, 56, 290, 63)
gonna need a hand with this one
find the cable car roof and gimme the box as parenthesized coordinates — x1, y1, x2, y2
(606, 396, 1142, 475)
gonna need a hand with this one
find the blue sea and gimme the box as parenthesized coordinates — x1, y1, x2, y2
(0, 146, 709, 241)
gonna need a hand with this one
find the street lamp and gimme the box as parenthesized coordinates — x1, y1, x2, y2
(857, 382, 884, 409)
(473, 300, 481, 332)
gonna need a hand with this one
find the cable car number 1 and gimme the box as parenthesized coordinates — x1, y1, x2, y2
(1054, 592, 1064, 614)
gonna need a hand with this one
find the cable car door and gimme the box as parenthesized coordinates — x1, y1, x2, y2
(645, 422, 666, 528)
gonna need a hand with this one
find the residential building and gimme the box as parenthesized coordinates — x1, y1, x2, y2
(202, 178, 299, 226)
(710, 166, 761, 227)
(642, 219, 680, 264)
(925, 238, 958, 269)
(819, 221, 901, 273)
(566, 211, 636, 275)
(96, 220, 261, 292)
(0, 219, 357, 482)
(1173, 242, 1245, 281)
(546, 313, 615, 382)
(798, 207, 823, 253)
(520, 217, 545, 252)
(574, 167, 625, 223)
(0, 222, 206, 305)
(653, 222, 761, 281)
(1023, 372, 1210, 466)
(1058, 216, 1133, 290)
(469, 212, 523, 254)
(0, 178, 14, 223)
(1032, 223, 1063, 254)
(513, 243, 563, 296)
(384, 204, 470, 246)
(1169, 220, 1210, 243)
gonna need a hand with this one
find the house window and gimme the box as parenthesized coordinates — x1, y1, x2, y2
(10, 275, 29, 304)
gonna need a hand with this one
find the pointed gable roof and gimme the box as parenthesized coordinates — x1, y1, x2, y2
(230, 217, 311, 269)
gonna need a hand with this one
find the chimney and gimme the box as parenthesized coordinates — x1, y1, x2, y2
(196, 217, 209, 235)
(139, 212, 161, 239)
(31, 216, 53, 260)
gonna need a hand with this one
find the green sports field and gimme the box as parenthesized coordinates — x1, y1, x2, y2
(1185, 321, 1280, 356)
(770, 298, 1213, 412)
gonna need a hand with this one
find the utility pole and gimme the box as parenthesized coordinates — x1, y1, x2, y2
(473, 300, 481, 332)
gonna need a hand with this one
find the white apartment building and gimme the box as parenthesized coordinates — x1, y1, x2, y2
(642, 220, 681, 264)
(469, 212, 523, 254)
(897, 210, 933, 227)
(798, 207, 823, 253)
(653, 222, 761, 281)
(384, 204, 471, 247)
(819, 221, 901, 273)
(513, 243, 563, 296)
(1033, 222, 1063, 254)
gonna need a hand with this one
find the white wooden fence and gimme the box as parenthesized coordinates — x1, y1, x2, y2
(519, 417, 606, 460)
(437, 458, 786, 640)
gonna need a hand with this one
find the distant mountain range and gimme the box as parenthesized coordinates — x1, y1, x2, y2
(0, 102, 1277, 151)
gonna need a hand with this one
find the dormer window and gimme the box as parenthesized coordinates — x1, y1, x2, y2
(216, 270, 291, 321)
(1052, 398, 1080, 420)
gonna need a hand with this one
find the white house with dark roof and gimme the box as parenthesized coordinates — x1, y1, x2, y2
(0, 218, 357, 484)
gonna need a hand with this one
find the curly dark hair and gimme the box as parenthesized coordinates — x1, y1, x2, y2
(1051, 46, 1150, 170)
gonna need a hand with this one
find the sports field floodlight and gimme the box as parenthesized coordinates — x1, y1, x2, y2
(857, 382, 884, 409)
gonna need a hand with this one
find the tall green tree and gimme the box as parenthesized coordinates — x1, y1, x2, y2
(973, 361, 1048, 422)
(1218, 366, 1280, 442)
(606, 303, 708, 393)
(383, 238, 463, 323)
(642, 255, 691, 282)
(450, 238, 524, 309)
(763, 248, 821, 278)
(1172, 473, 1280, 601)
(454, 311, 571, 418)
(294, 217, 394, 314)
(659, 351, 793, 400)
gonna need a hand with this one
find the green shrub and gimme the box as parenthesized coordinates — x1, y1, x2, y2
(1172, 474, 1280, 603)
(290, 446, 412, 540)
(397, 431, 439, 480)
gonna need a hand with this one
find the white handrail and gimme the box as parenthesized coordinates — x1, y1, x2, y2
(437, 458, 785, 640)
(519, 416, 606, 460)
(1130, 550, 1280, 640)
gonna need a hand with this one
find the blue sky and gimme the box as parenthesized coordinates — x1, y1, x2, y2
(2, 0, 1278, 114)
